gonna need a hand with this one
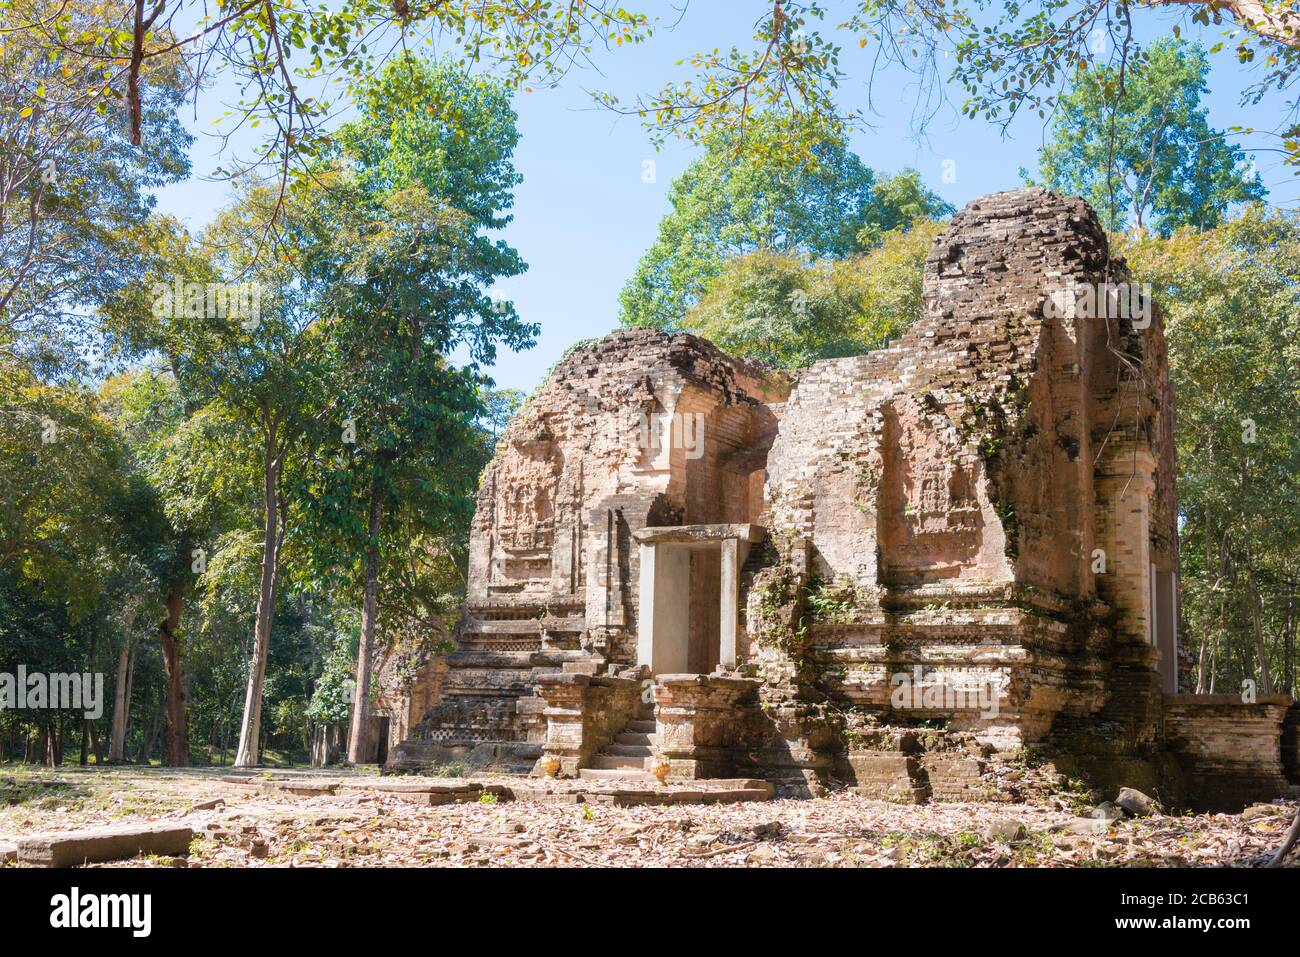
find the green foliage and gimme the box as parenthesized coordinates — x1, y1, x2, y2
(0, 365, 134, 616)
(482, 389, 527, 449)
(1029, 40, 1265, 235)
(66, 57, 527, 766)
(805, 576, 856, 624)
(1123, 206, 1300, 694)
(0, 0, 192, 376)
(306, 619, 360, 725)
(3, 0, 653, 240)
(619, 113, 950, 330)
(682, 217, 944, 368)
(291, 57, 526, 634)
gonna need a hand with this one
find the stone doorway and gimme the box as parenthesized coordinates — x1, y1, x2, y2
(634, 524, 764, 675)
(373, 716, 390, 766)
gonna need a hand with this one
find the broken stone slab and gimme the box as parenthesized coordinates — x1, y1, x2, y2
(18, 824, 193, 867)
(275, 781, 338, 797)
(338, 780, 475, 794)
(1063, 816, 1113, 835)
(698, 788, 772, 803)
(219, 775, 338, 797)
(0, 843, 16, 863)
(1241, 803, 1287, 821)
(983, 819, 1028, 843)
(220, 774, 260, 786)
(509, 789, 588, 805)
(1115, 787, 1160, 817)
(1091, 801, 1126, 821)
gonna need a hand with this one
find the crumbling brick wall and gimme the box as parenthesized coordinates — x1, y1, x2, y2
(749, 188, 1178, 761)
(398, 330, 787, 766)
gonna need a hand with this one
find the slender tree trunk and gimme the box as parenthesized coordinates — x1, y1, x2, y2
(1196, 505, 1215, 694)
(108, 637, 133, 762)
(157, 585, 189, 766)
(1195, 635, 1209, 694)
(1246, 562, 1275, 695)
(136, 703, 161, 765)
(347, 477, 384, 765)
(79, 629, 97, 766)
(1270, 809, 1300, 866)
(1282, 585, 1295, 697)
(235, 413, 281, 767)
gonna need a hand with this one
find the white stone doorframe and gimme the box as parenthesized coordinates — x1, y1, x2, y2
(633, 524, 766, 675)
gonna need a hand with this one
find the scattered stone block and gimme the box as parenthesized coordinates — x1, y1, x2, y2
(983, 819, 1028, 843)
(1115, 787, 1159, 817)
(1241, 803, 1286, 821)
(1065, 818, 1110, 835)
(18, 824, 194, 867)
(276, 781, 337, 797)
(1091, 801, 1125, 821)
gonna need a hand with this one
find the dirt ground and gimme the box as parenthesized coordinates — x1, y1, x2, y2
(1, 765, 1295, 867)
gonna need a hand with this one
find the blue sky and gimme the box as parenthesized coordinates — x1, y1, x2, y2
(153, 3, 1297, 394)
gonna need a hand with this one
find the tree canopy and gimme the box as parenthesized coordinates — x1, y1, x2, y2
(619, 113, 951, 330)
(1029, 39, 1265, 235)
(1124, 207, 1300, 695)
(682, 217, 945, 368)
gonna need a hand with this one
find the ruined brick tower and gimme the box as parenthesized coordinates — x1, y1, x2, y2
(388, 188, 1298, 809)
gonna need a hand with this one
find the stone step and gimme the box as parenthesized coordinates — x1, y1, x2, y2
(605, 744, 654, 758)
(615, 731, 657, 746)
(589, 754, 650, 771)
(18, 824, 194, 867)
(625, 720, 657, 734)
(578, 768, 657, 783)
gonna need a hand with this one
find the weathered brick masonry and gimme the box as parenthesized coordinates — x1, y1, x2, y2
(387, 188, 1298, 810)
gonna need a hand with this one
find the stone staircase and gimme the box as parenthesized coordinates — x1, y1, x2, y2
(578, 703, 660, 782)
(387, 601, 602, 774)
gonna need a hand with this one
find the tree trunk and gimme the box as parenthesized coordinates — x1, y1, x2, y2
(347, 477, 384, 765)
(108, 636, 133, 762)
(136, 704, 161, 765)
(1270, 809, 1300, 866)
(157, 585, 189, 766)
(1195, 504, 1215, 694)
(235, 413, 281, 767)
(1246, 562, 1275, 695)
(1282, 584, 1295, 697)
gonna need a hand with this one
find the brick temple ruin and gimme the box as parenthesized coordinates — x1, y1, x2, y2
(387, 188, 1300, 810)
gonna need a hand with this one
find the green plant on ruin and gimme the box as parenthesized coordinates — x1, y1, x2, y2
(751, 563, 813, 660)
(977, 434, 1003, 461)
(840, 711, 885, 752)
(994, 499, 1021, 561)
(764, 620, 813, 659)
(805, 575, 857, 624)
